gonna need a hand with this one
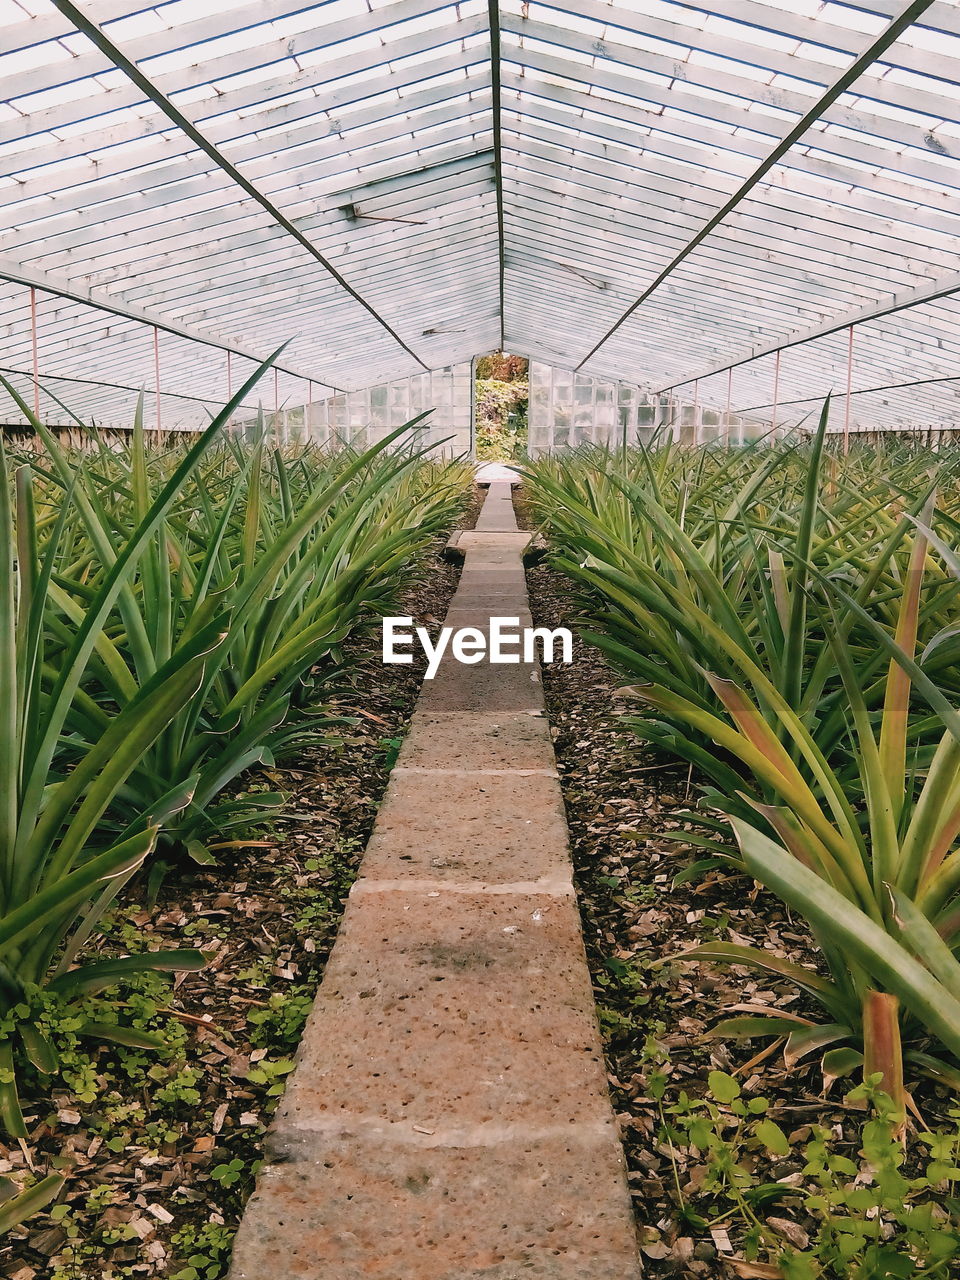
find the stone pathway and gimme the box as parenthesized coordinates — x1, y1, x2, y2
(229, 483, 642, 1280)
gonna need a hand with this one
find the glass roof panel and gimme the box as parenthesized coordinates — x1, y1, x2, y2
(2, 0, 960, 429)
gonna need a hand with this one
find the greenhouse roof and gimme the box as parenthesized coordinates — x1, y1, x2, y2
(2, 0, 960, 429)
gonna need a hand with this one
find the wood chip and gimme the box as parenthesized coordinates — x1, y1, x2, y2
(710, 1225, 733, 1254)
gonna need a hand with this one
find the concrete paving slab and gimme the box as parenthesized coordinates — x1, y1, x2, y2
(437, 608, 533, 632)
(233, 1131, 639, 1280)
(453, 567, 529, 586)
(443, 595, 535, 612)
(475, 484, 521, 533)
(397, 710, 556, 772)
(457, 551, 531, 571)
(451, 593, 530, 612)
(359, 770, 569, 883)
(417, 653, 544, 712)
(455, 531, 531, 552)
(475, 462, 522, 486)
(269, 891, 609, 1136)
(457, 565, 528, 589)
(475, 514, 520, 535)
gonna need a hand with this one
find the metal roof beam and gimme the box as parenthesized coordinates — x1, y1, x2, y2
(835, 0, 960, 37)
(4, 1, 482, 142)
(502, 13, 960, 154)
(2, 137, 493, 255)
(26, 171, 493, 282)
(139, 250, 498, 334)
(5, 88, 492, 211)
(114, 219, 496, 310)
(45, 0, 432, 375)
(502, 61, 960, 206)
(502, 93, 960, 259)
(503, 134, 945, 291)
(735, 369, 960, 413)
(655, 267, 960, 391)
(502, 157, 915, 311)
(504, 50, 960, 217)
(537, 0, 960, 89)
(0, 260, 340, 390)
(5, 40, 487, 173)
(77, 195, 496, 297)
(504, 215, 876, 322)
(126, 223, 498, 306)
(7, 0, 457, 102)
(570, 0, 940, 371)
(13, 69, 489, 193)
(0, 363, 224, 409)
(500, 68, 960, 239)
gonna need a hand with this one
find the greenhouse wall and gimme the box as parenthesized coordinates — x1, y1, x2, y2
(270, 363, 473, 456)
(527, 362, 650, 454)
(657, 397, 764, 446)
(526, 362, 761, 453)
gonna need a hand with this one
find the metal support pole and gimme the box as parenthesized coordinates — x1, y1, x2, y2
(771, 350, 781, 439)
(843, 325, 854, 456)
(487, 0, 506, 351)
(725, 366, 732, 446)
(29, 287, 41, 420)
(153, 327, 161, 433)
(692, 379, 700, 445)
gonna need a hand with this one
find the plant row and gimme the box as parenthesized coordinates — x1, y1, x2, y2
(524, 409, 960, 1120)
(0, 361, 469, 1219)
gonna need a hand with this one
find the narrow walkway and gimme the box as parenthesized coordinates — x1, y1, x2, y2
(230, 483, 642, 1280)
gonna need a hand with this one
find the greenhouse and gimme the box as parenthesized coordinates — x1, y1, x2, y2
(3, 0, 960, 1276)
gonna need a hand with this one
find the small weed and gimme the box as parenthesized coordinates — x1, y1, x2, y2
(170, 1221, 235, 1280)
(645, 1035, 960, 1276)
(210, 1158, 249, 1189)
(248, 988, 314, 1054)
(378, 734, 403, 769)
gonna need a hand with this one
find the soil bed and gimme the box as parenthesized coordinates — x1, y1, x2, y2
(521, 533, 957, 1277)
(2, 488, 482, 1280)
